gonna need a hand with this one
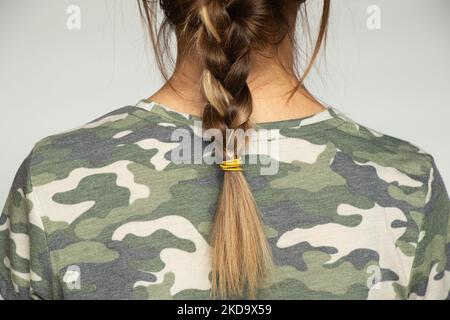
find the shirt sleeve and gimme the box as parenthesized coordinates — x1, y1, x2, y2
(407, 157, 450, 299)
(0, 149, 54, 300)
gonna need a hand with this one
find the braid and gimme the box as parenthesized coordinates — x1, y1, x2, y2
(199, 1, 253, 133)
(139, 0, 331, 299)
(196, 0, 272, 299)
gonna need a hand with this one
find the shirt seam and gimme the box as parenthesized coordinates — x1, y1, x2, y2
(28, 142, 57, 300)
(404, 161, 433, 299)
(129, 111, 347, 139)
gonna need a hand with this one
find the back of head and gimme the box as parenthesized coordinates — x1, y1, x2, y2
(138, 0, 330, 299)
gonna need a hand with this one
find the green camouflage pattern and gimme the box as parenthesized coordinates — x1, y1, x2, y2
(1, 99, 449, 300)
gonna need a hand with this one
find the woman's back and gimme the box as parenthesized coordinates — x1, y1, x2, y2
(1, 99, 448, 299)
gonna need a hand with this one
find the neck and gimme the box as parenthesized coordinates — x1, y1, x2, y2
(149, 37, 325, 124)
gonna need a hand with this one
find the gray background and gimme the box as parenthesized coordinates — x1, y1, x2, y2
(0, 0, 449, 204)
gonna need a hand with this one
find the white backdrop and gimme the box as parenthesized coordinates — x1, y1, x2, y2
(1, 0, 449, 203)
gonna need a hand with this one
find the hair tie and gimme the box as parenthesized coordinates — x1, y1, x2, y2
(220, 158, 243, 172)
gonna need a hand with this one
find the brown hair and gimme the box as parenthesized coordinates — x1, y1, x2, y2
(138, 0, 330, 299)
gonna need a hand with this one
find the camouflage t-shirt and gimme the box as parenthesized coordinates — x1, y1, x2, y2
(1, 99, 449, 300)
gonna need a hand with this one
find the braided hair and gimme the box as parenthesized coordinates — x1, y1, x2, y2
(138, 0, 330, 299)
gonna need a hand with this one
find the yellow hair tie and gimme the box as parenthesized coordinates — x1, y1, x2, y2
(219, 158, 243, 172)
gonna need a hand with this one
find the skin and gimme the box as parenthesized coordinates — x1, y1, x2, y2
(149, 12, 326, 124)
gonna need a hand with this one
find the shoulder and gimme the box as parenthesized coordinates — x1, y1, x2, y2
(24, 104, 147, 181)
(326, 109, 436, 184)
(33, 104, 139, 147)
(29, 104, 146, 166)
(25, 101, 193, 182)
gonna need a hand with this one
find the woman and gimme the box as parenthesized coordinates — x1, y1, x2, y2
(0, 0, 449, 300)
